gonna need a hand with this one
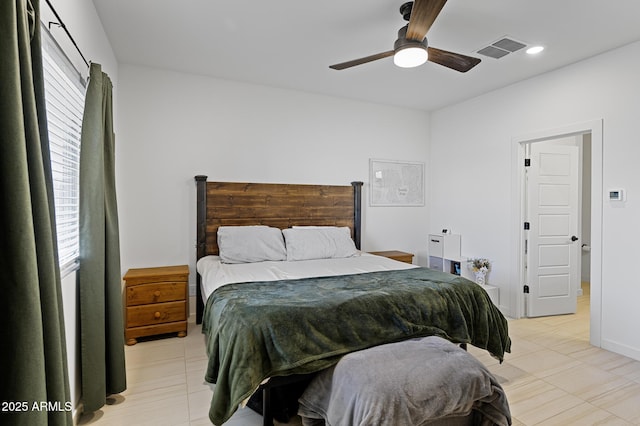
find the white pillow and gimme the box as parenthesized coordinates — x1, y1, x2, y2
(283, 227, 357, 261)
(217, 226, 286, 263)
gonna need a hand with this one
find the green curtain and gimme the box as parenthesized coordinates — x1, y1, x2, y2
(0, 1, 72, 425)
(78, 63, 126, 412)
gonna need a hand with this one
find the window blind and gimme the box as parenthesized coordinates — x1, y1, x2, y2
(41, 24, 86, 275)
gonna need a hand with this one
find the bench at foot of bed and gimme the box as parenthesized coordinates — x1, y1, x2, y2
(298, 336, 511, 426)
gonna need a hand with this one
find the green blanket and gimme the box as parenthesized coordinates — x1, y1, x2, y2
(202, 267, 511, 424)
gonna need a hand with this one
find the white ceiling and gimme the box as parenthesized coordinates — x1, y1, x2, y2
(92, 0, 640, 111)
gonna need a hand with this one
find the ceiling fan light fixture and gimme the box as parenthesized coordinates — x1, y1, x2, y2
(393, 25, 428, 68)
(394, 45, 428, 68)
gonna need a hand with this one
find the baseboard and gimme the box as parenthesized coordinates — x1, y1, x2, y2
(601, 338, 640, 362)
(189, 295, 196, 316)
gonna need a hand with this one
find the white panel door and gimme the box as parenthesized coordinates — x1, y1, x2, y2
(526, 143, 580, 317)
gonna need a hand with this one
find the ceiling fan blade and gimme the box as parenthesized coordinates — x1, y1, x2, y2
(427, 47, 481, 72)
(406, 0, 447, 41)
(329, 50, 395, 70)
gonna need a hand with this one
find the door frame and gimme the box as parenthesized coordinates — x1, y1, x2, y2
(510, 119, 603, 347)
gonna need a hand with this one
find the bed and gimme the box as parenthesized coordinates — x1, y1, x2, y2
(194, 176, 511, 425)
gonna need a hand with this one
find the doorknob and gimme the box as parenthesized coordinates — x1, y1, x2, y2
(571, 236, 579, 242)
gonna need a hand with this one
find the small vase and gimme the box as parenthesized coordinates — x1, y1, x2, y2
(474, 270, 486, 285)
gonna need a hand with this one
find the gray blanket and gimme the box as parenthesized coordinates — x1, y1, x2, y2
(298, 336, 511, 426)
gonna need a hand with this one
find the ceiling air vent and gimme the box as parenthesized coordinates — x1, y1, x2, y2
(477, 37, 527, 59)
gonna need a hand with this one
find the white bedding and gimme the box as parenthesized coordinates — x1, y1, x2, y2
(196, 252, 417, 302)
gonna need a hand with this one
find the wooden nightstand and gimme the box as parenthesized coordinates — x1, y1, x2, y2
(123, 265, 189, 345)
(369, 250, 414, 264)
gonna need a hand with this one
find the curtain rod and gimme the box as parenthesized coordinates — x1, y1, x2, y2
(44, 0, 90, 68)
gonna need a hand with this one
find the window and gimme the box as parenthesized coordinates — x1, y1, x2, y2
(41, 24, 86, 275)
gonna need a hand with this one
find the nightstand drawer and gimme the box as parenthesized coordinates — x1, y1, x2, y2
(126, 301, 186, 328)
(126, 282, 186, 306)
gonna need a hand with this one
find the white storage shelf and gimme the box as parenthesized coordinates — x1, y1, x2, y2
(481, 285, 500, 306)
(428, 233, 500, 307)
(428, 234, 461, 275)
(460, 259, 500, 307)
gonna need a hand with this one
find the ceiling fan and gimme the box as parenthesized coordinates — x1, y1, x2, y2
(329, 0, 481, 72)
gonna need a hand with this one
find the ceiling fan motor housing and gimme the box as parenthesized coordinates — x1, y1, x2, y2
(394, 25, 427, 51)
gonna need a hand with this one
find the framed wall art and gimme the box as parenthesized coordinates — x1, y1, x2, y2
(369, 159, 425, 206)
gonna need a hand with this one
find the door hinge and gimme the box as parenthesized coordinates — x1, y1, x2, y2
(524, 158, 531, 167)
(524, 222, 530, 230)
(523, 285, 530, 294)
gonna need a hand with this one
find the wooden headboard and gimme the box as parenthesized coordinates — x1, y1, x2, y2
(194, 176, 363, 323)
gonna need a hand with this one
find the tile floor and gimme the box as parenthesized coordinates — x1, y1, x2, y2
(79, 285, 640, 425)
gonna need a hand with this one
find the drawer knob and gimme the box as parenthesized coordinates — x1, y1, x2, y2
(154, 290, 161, 297)
(154, 311, 161, 319)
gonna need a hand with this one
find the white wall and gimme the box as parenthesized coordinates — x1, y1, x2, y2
(40, 0, 118, 417)
(430, 40, 640, 360)
(115, 64, 431, 292)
